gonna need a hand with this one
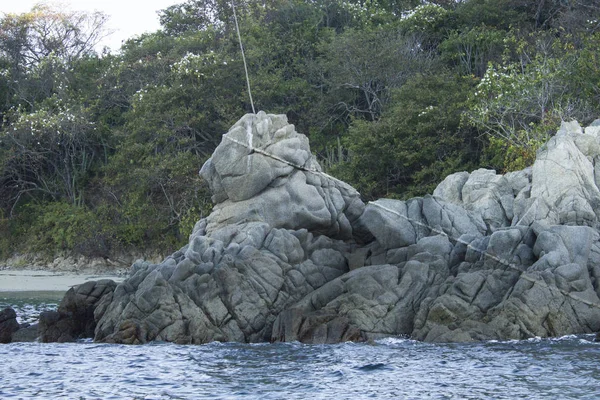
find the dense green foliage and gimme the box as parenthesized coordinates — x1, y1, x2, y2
(1, 0, 599, 258)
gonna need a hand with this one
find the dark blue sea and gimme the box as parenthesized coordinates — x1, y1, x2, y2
(1, 293, 600, 399)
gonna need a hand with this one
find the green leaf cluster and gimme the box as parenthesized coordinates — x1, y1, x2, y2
(331, 73, 479, 199)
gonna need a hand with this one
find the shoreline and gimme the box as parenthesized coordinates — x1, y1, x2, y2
(1, 252, 166, 277)
(0, 269, 125, 293)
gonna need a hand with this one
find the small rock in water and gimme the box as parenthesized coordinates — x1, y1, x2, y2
(0, 307, 20, 343)
(12, 323, 39, 342)
(39, 279, 117, 343)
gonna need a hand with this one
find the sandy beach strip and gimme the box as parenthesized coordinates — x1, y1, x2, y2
(0, 269, 124, 292)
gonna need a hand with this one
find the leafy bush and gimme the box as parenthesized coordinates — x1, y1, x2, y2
(464, 31, 599, 171)
(330, 73, 480, 200)
(14, 202, 107, 257)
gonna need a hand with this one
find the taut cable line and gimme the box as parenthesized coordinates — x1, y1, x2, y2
(231, 0, 256, 114)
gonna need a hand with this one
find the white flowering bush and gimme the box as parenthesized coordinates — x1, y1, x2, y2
(0, 96, 105, 205)
(171, 51, 235, 84)
(464, 41, 585, 170)
(400, 3, 448, 32)
(468, 57, 568, 141)
(338, 0, 392, 26)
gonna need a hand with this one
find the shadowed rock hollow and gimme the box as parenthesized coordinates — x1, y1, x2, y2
(94, 112, 600, 344)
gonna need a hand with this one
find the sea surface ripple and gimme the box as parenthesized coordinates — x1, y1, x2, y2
(1, 298, 600, 399)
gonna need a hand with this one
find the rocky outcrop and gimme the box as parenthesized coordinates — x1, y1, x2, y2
(95, 112, 367, 344)
(272, 119, 600, 343)
(40, 279, 116, 342)
(93, 114, 600, 344)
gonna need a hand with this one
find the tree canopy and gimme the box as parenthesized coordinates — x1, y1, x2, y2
(1, 0, 599, 259)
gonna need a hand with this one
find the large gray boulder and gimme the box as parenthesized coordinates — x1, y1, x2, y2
(273, 222, 600, 343)
(434, 120, 600, 230)
(528, 122, 600, 227)
(94, 223, 352, 344)
(200, 112, 369, 242)
(94, 115, 600, 345)
(434, 167, 532, 231)
(360, 196, 486, 249)
(12, 324, 39, 342)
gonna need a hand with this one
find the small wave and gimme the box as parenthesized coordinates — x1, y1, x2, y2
(484, 334, 599, 347)
(374, 336, 415, 346)
(354, 363, 390, 372)
(526, 336, 543, 343)
(484, 337, 543, 345)
(578, 334, 599, 344)
(551, 334, 578, 342)
(203, 341, 228, 347)
(84, 343, 120, 350)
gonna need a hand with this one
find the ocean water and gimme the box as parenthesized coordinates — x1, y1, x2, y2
(1, 295, 600, 399)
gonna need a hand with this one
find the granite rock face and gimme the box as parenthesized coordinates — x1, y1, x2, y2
(199, 112, 369, 242)
(94, 115, 600, 344)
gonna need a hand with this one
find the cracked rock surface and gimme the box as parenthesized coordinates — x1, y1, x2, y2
(94, 114, 600, 344)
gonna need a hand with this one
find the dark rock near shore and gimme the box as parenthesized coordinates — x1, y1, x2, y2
(40, 279, 117, 342)
(12, 323, 39, 342)
(0, 307, 19, 343)
(90, 114, 600, 344)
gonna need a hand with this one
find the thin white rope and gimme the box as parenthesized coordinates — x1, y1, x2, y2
(222, 132, 600, 311)
(223, 134, 358, 192)
(231, 0, 256, 114)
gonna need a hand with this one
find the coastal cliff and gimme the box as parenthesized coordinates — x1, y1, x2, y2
(91, 112, 600, 344)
